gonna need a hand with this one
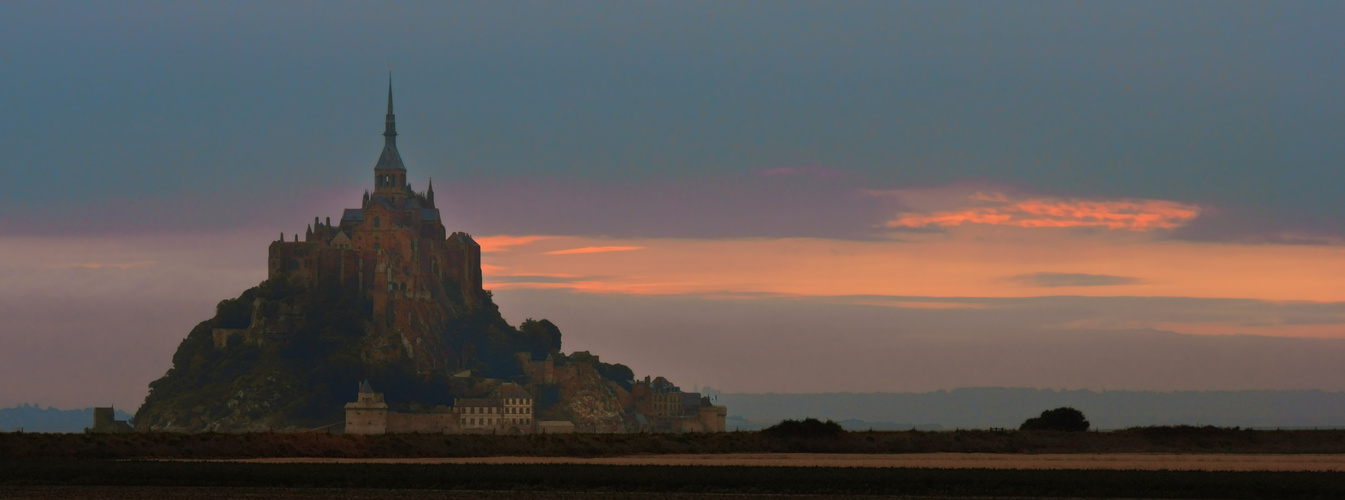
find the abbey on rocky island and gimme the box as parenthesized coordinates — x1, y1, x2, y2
(262, 78, 484, 373)
(174, 76, 726, 434)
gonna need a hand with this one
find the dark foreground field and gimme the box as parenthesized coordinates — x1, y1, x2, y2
(3, 459, 1345, 499)
(7, 426, 1345, 459)
(7, 429, 1345, 498)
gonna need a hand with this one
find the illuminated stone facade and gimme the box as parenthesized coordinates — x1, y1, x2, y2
(266, 78, 483, 373)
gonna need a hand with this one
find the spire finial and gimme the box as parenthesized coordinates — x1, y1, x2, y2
(383, 70, 397, 140)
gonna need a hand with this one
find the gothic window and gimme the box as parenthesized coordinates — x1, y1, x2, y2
(373, 217, 380, 228)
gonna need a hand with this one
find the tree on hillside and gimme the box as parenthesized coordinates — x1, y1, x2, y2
(1019, 407, 1090, 432)
(761, 418, 846, 439)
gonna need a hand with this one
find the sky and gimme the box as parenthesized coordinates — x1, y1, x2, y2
(2, 1, 1345, 410)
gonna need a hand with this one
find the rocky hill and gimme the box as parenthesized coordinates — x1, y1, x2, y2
(134, 81, 649, 432)
(134, 277, 638, 432)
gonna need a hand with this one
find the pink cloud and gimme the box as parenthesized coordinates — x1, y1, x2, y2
(886, 193, 1201, 231)
(545, 246, 645, 255)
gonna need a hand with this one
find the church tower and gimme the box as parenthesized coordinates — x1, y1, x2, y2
(268, 75, 483, 373)
(373, 73, 408, 201)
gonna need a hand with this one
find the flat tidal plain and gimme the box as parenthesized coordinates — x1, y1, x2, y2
(240, 452, 1345, 471)
(0, 487, 872, 500)
(9, 430, 1345, 498)
(6, 459, 1345, 499)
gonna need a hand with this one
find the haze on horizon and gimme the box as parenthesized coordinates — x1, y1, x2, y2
(2, 1, 1344, 410)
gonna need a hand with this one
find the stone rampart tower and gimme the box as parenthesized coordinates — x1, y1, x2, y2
(266, 75, 484, 372)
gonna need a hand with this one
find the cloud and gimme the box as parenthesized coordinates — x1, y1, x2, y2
(884, 192, 1201, 231)
(1006, 272, 1141, 288)
(486, 275, 583, 284)
(492, 289, 1345, 394)
(430, 174, 892, 241)
(7, 171, 1330, 246)
(545, 246, 644, 255)
(476, 235, 554, 253)
(475, 233, 1345, 303)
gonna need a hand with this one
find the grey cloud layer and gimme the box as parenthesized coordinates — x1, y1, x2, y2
(828, 295, 1345, 330)
(7, 172, 1340, 245)
(494, 290, 1345, 393)
(1005, 273, 1141, 288)
(3, 2, 1343, 240)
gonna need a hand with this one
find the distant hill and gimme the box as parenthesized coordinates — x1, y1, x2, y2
(719, 388, 1345, 430)
(0, 404, 134, 433)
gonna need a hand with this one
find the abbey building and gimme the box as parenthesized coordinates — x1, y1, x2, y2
(263, 78, 484, 372)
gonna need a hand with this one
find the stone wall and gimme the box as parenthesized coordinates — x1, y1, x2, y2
(386, 410, 457, 433)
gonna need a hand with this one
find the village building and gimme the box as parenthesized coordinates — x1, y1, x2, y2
(451, 384, 535, 434)
(87, 406, 133, 434)
(343, 380, 391, 434)
(632, 376, 728, 433)
(345, 381, 546, 435)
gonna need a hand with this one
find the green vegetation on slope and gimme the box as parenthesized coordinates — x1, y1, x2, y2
(135, 277, 563, 431)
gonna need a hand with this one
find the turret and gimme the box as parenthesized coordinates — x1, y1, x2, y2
(427, 178, 435, 207)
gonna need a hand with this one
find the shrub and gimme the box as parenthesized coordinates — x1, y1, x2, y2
(761, 418, 846, 439)
(1019, 407, 1090, 432)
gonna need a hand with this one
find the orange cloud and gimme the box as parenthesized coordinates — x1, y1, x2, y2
(475, 235, 555, 253)
(887, 194, 1200, 231)
(477, 231, 1345, 306)
(545, 246, 645, 255)
(871, 300, 990, 310)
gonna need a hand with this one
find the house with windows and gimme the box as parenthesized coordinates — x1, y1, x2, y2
(345, 381, 549, 435)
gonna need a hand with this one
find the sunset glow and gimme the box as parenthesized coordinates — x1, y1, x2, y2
(479, 230, 1345, 303)
(6, 2, 1345, 410)
(886, 194, 1202, 231)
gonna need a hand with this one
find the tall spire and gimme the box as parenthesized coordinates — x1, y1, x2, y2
(384, 71, 397, 140)
(375, 70, 405, 172)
